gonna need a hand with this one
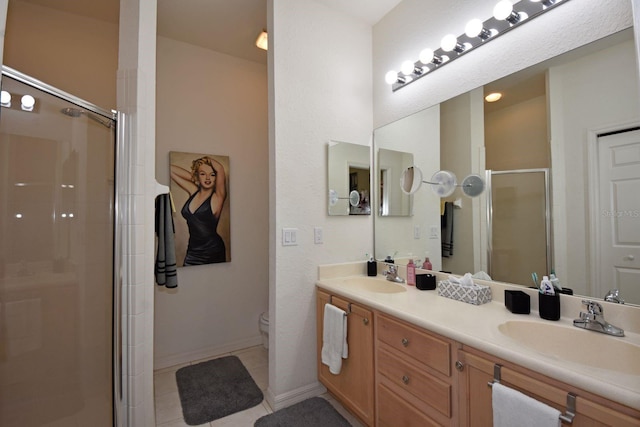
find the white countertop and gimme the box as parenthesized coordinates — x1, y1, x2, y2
(316, 265, 640, 412)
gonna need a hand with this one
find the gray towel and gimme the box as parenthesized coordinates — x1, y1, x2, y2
(155, 194, 178, 288)
(441, 201, 454, 257)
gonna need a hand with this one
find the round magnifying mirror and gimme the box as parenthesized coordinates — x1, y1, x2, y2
(430, 170, 457, 197)
(329, 189, 361, 207)
(349, 190, 360, 207)
(400, 166, 423, 195)
(461, 174, 485, 197)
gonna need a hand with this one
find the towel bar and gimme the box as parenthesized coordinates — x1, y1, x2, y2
(487, 364, 576, 424)
(327, 297, 351, 315)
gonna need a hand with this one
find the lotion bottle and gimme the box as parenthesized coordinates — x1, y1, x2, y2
(422, 253, 432, 270)
(407, 259, 416, 286)
(366, 254, 377, 277)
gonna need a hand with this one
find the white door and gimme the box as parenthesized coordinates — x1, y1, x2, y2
(597, 129, 640, 305)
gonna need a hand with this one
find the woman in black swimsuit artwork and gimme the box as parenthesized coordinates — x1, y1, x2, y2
(170, 156, 227, 265)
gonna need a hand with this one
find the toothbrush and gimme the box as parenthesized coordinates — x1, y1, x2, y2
(531, 272, 538, 287)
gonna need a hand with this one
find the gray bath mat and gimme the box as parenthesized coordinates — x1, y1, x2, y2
(254, 397, 352, 427)
(176, 355, 263, 425)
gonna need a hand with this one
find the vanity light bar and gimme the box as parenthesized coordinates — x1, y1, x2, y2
(387, 0, 570, 92)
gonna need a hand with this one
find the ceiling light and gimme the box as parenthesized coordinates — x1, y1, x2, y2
(485, 92, 503, 102)
(256, 30, 268, 51)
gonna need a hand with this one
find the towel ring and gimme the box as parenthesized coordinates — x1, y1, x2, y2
(487, 364, 576, 424)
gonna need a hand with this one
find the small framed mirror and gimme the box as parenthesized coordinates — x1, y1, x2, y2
(327, 141, 371, 216)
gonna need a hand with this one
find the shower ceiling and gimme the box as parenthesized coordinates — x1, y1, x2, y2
(13, 0, 401, 65)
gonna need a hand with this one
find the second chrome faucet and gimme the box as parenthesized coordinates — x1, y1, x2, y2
(573, 300, 624, 337)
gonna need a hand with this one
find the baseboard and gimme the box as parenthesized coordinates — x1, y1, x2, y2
(154, 335, 262, 370)
(265, 381, 327, 412)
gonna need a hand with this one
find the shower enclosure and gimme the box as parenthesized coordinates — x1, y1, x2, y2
(0, 66, 119, 426)
(486, 168, 551, 286)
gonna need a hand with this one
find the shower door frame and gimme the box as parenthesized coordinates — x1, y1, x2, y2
(485, 168, 552, 282)
(1, 65, 125, 427)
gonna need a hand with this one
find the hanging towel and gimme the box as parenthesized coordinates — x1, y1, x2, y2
(155, 193, 178, 288)
(492, 383, 561, 427)
(441, 201, 454, 257)
(321, 303, 348, 375)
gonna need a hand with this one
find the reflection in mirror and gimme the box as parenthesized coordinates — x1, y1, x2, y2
(378, 148, 413, 216)
(327, 141, 371, 216)
(401, 166, 486, 198)
(373, 29, 640, 304)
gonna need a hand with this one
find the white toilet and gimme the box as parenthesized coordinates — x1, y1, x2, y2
(259, 312, 269, 349)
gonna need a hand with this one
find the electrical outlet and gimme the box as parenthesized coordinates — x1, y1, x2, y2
(430, 225, 439, 239)
(314, 227, 323, 244)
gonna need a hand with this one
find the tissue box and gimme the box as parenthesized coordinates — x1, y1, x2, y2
(437, 280, 492, 305)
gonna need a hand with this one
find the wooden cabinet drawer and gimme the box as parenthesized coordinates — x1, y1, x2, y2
(378, 346, 452, 417)
(377, 314, 451, 376)
(377, 382, 440, 427)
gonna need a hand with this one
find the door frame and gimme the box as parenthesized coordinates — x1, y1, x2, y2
(587, 121, 640, 299)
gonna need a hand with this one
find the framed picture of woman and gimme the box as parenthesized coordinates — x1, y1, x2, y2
(169, 151, 231, 266)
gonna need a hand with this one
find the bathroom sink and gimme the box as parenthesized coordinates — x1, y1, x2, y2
(337, 277, 407, 294)
(498, 321, 640, 375)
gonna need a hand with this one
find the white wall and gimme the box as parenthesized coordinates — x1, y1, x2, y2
(154, 36, 269, 368)
(373, 0, 633, 128)
(373, 106, 441, 269)
(269, 0, 374, 409)
(548, 38, 640, 297)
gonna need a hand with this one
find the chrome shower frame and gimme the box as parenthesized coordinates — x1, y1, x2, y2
(1, 65, 126, 427)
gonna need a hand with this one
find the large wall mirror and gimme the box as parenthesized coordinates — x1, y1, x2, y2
(373, 28, 640, 305)
(327, 141, 371, 215)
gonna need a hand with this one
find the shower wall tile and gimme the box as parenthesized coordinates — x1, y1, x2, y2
(132, 254, 146, 286)
(129, 312, 146, 347)
(127, 370, 144, 407)
(133, 194, 145, 225)
(128, 282, 146, 315)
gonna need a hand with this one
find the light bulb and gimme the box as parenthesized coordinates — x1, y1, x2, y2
(385, 70, 399, 85)
(441, 34, 459, 52)
(493, 0, 514, 20)
(21, 94, 35, 111)
(401, 60, 415, 76)
(419, 48, 434, 64)
(485, 92, 503, 102)
(465, 19, 484, 38)
(1, 90, 11, 107)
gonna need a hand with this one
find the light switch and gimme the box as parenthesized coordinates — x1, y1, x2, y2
(414, 225, 420, 239)
(429, 225, 439, 239)
(314, 227, 323, 244)
(282, 228, 298, 246)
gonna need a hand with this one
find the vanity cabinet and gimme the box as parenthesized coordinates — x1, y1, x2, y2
(457, 346, 640, 427)
(316, 290, 375, 426)
(375, 313, 458, 426)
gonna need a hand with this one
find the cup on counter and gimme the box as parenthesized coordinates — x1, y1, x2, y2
(538, 292, 560, 321)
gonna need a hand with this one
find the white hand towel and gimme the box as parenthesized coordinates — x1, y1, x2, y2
(321, 303, 348, 375)
(492, 383, 561, 427)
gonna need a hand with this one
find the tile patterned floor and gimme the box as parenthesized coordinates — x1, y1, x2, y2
(154, 345, 364, 427)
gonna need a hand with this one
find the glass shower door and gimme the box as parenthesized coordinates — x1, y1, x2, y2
(0, 69, 115, 426)
(487, 169, 551, 286)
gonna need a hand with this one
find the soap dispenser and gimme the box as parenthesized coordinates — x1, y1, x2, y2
(366, 254, 377, 277)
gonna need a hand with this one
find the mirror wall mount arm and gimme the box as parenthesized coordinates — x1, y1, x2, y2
(387, 0, 571, 92)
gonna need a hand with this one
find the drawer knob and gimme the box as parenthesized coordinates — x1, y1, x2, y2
(455, 360, 464, 372)
(363, 317, 369, 325)
(402, 375, 410, 384)
(401, 338, 409, 347)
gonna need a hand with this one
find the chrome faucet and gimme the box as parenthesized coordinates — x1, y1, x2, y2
(604, 289, 625, 304)
(573, 300, 624, 337)
(383, 264, 405, 283)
